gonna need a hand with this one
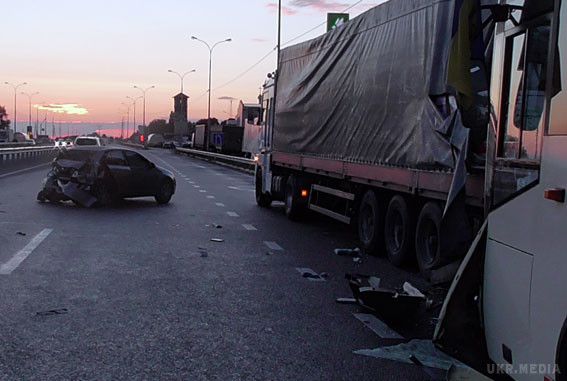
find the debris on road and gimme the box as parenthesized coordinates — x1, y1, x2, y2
(353, 257, 363, 264)
(210, 238, 224, 243)
(16, 232, 26, 236)
(206, 223, 223, 229)
(346, 274, 426, 322)
(334, 248, 361, 257)
(296, 267, 326, 282)
(354, 339, 464, 371)
(198, 247, 209, 258)
(335, 297, 357, 305)
(36, 308, 69, 317)
(353, 313, 404, 339)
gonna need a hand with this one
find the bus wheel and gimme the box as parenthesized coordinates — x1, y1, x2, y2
(385, 195, 415, 267)
(358, 190, 384, 255)
(415, 202, 442, 278)
(284, 175, 306, 221)
(255, 167, 272, 208)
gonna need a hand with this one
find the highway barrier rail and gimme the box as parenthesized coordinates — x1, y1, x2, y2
(174, 147, 255, 174)
(0, 146, 58, 177)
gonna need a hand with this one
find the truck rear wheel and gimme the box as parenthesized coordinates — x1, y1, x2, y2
(358, 190, 384, 255)
(255, 167, 272, 208)
(385, 195, 415, 267)
(415, 201, 442, 278)
(284, 175, 306, 220)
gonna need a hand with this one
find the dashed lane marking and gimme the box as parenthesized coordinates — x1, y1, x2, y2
(215, 203, 225, 207)
(207, 196, 215, 199)
(242, 224, 257, 231)
(264, 241, 283, 251)
(0, 229, 53, 275)
(227, 211, 239, 217)
(199, 190, 207, 193)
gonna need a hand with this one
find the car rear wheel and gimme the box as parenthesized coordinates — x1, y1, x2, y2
(155, 180, 174, 205)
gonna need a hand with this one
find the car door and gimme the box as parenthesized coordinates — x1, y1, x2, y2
(123, 150, 160, 197)
(103, 150, 131, 196)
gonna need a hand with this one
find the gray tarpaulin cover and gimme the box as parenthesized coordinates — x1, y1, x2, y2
(274, 0, 463, 170)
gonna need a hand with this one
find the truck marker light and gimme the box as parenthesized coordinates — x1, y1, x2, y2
(544, 188, 565, 203)
(301, 189, 309, 198)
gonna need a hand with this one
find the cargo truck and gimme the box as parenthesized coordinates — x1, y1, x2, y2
(256, 0, 567, 378)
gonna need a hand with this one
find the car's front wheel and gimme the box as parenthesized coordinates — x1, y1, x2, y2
(155, 180, 174, 205)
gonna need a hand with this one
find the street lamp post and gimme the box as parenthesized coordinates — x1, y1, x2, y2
(4, 82, 27, 133)
(168, 69, 196, 94)
(21, 91, 39, 137)
(126, 95, 143, 140)
(133, 85, 155, 144)
(191, 36, 231, 151)
(121, 102, 131, 140)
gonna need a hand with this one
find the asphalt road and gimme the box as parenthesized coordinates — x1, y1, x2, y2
(0, 148, 445, 380)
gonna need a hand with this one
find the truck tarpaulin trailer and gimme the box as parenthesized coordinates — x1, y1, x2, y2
(256, 0, 567, 378)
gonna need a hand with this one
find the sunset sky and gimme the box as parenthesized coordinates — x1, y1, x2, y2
(0, 0, 385, 134)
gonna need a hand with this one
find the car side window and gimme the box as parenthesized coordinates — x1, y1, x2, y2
(124, 151, 151, 169)
(105, 150, 128, 166)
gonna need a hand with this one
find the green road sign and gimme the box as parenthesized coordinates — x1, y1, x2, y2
(327, 13, 349, 32)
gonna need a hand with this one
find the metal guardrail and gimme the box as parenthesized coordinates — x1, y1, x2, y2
(175, 147, 255, 173)
(0, 145, 57, 162)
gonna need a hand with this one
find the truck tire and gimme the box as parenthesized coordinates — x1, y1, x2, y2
(284, 175, 306, 220)
(415, 201, 442, 278)
(255, 167, 272, 208)
(358, 190, 384, 255)
(385, 195, 415, 267)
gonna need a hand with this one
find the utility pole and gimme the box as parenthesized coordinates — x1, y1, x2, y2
(133, 86, 155, 144)
(168, 69, 196, 94)
(4, 82, 27, 133)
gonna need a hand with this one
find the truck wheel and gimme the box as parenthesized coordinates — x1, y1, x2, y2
(415, 201, 442, 278)
(284, 175, 305, 220)
(358, 190, 384, 255)
(255, 167, 272, 208)
(385, 195, 415, 267)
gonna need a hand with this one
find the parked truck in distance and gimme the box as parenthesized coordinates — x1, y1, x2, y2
(256, 0, 567, 378)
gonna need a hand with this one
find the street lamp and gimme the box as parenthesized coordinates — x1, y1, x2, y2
(168, 69, 196, 94)
(21, 91, 39, 137)
(4, 82, 27, 133)
(133, 85, 155, 143)
(191, 36, 231, 151)
(121, 102, 131, 140)
(126, 95, 143, 139)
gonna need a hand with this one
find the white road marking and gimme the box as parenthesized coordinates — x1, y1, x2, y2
(0, 229, 53, 275)
(215, 203, 225, 207)
(228, 186, 239, 190)
(353, 313, 403, 339)
(264, 241, 283, 251)
(242, 224, 257, 231)
(227, 211, 239, 217)
(0, 163, 51, 179)
(189, 181, 195, 184)
(199, 190, 207, 193)
(193, 185, 200, 188)
(207, 195, 215, 199)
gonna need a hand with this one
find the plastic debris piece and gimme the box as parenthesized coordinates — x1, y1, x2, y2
(334, 248, 361, 257)
(36, 308, 69, 316)
(210, 238, 224, 243)
(403, 282, 426, 298)
(16, 232, 26, 236)
(336, 297, 357, 305)
(368, 277, 381, 289)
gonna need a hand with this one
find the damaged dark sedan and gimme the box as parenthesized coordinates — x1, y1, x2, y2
(37, 147, 176, 207)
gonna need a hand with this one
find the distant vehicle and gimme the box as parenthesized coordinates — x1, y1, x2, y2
(35, 135, 52, 145)
(37, 147, 176, 207)
(0, 128, 14, 143)
(147, 133, 165, 148)
(74, 136, 101, 146)
(12, 132, 35, 144)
